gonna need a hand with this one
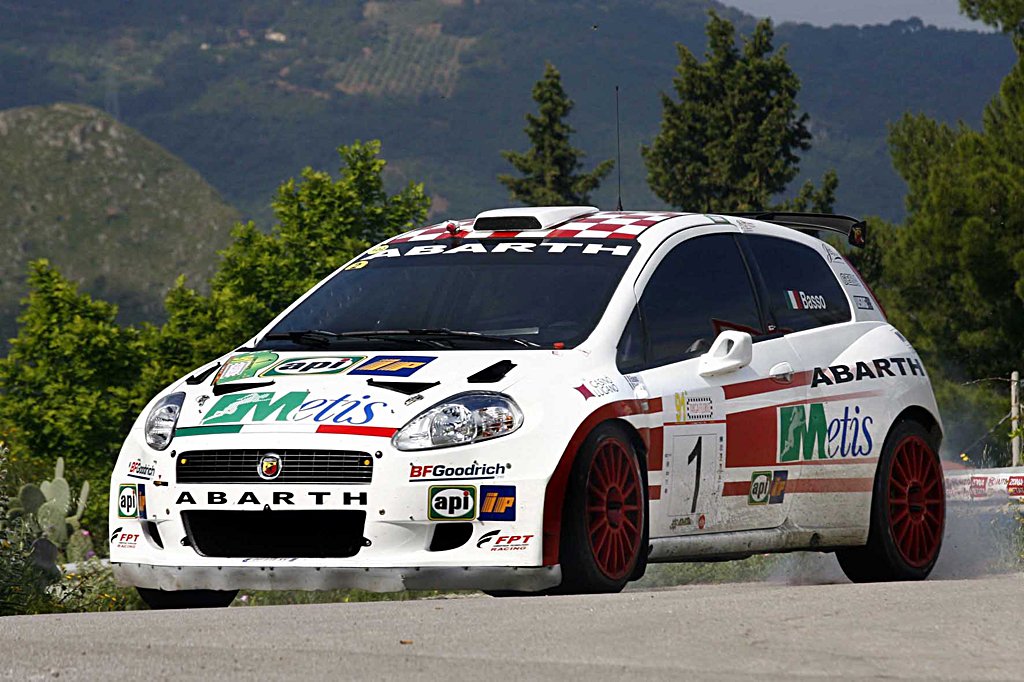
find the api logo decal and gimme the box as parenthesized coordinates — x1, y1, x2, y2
(349, 356, 435, 377)
(262, 356, 365, 377)
(479, 485, 516, 521)
(428, 485, 477, 521)
(748, 471, 788, 505)
(118, 483, 147, 519)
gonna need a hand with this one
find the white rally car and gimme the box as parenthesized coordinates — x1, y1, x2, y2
(110, 206, 945, 608)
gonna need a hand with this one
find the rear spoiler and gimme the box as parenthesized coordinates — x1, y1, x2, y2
(723, 212, 867, 249)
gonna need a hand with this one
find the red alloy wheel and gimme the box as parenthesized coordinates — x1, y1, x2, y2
(585, 438, 643, 581)
(887, 435, 944, 568)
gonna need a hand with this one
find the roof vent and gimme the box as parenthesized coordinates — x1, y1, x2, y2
(473, 206, 598, 232)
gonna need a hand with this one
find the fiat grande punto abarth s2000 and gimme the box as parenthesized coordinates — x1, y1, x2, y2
(111, 206, 945, 608)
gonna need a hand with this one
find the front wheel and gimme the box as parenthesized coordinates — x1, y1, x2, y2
(558, 422, 647, 594)
(137, 587, 238, 610)
(837, 420, 944, 582)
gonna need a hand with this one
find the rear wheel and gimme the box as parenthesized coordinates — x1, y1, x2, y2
(837, 420, 944, 582)
(137, 587, 238, 610)
(559, 423, 646, 594)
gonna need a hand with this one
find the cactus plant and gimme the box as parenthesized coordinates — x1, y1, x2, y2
(2, 457, 93, 563)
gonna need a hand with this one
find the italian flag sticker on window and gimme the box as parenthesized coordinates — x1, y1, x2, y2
(785, 290, 804, 310)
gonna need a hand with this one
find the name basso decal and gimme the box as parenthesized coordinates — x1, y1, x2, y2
(409, 462, 509, 482)
(200, 391, 388, 426)
(175, 490, 368, 506)
(786, 290, 826, 310)
(811, 356, 925, 388)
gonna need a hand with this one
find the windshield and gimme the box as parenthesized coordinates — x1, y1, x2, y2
(257, 239, 638, 350)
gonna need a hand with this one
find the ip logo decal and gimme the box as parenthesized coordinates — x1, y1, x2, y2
(479, 485, 516, 521)
(349, 356, 435, 377)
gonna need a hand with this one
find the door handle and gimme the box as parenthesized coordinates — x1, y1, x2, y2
(769, 362, 794, 384)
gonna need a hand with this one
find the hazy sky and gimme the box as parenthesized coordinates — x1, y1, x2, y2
(724, 0, 985, 31)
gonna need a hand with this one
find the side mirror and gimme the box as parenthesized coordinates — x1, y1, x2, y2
(698, 330, 753, 377)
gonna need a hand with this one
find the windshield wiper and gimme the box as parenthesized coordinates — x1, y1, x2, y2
(363, 328, 541, 349)
(262, 329, 437, 349)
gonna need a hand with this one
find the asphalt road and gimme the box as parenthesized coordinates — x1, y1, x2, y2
(2, 573, 1023, 681)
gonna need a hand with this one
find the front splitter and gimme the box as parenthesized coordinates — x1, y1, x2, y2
(113, 562, 562, 593)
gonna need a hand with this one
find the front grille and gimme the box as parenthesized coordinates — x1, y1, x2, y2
(182, 510, 367, 558)
(175, 449, 373, 484)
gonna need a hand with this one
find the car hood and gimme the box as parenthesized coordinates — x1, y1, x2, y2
(172, 348, 595, 435)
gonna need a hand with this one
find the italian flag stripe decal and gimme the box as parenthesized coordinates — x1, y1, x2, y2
(316, 425, 397, 437)
(786, 290, 802, 309)
(175, 425, 244, 437)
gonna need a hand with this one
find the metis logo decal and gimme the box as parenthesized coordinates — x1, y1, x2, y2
(262, 356, 365, 376)
(778, 404, 874, 462)
(785, 290, 826, 310)
(258, 453, 282, 480)
(409, 462, 509, 482)
(476, 530, 534, 552)
(200, 391, 388, 426)
(428, 486, 477, 520)
(349, 356, 435, 377)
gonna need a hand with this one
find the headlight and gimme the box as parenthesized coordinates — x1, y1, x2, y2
(145, 392, 185, 450)
(392, 392, 523, 451)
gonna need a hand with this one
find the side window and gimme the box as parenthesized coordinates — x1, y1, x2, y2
(639, 234, 763, 369)
(745, 235, 851, 332)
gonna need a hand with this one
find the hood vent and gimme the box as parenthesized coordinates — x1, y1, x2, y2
(473, 206, 598, 232)
(467, 360, 516, 384)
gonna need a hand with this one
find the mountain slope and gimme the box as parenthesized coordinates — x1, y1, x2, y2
(0, 1, 1016, 227)
(0, 103, 239, 345)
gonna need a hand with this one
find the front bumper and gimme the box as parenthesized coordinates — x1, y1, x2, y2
(114, 562, 562, 592)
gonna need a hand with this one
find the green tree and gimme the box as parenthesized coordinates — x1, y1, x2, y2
(643, 11, 835, 212)
(147, 139, 431, 384)
(960, 0, 1024, 41)
(499, 62, 614, 205)
(0, 261, 146, 533)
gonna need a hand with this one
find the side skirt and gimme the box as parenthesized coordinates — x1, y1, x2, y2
(647, 524, 866, 563)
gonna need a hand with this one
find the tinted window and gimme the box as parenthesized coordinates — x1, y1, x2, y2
(259, 240, 637, 351)
(616, 306, 645, 374)
(639, 234, 764, 368)
(745, 235, 851, 332)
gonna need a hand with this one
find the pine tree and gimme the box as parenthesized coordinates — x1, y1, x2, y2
(499, 62, 614, 206)
(642, 11, 834, 212)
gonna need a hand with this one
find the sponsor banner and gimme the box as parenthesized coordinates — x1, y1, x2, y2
(778, 403, 874, 462)
(475, 529, 535, 552)
(174, 490, 368, 507)
(574, 376, 619, 400)
(811, 357, 924, 388)
(409, 462, 509, 482)
(262, 356, 365, 377)
(479, 485, 516, 521)
(428, 486, 477, 521)
(348, 356, 435, 377)
(214, 352, 279, 384)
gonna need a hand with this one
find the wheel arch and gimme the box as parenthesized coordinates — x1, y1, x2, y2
(892, 405, 943, 452)
(542, 401, 658, 567)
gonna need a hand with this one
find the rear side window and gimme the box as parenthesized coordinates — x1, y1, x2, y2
(745, 235, 851, 332)
(639, 234, 764, 368)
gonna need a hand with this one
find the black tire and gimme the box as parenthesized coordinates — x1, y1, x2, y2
(137, 587, 238, 610)
(837, 419, 944, 582)
(558, 422, 647, 594)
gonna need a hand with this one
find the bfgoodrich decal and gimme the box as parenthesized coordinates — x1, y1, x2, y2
(409, 462, 509, 482)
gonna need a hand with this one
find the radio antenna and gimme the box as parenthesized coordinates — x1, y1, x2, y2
(615, 85, 623, 211)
